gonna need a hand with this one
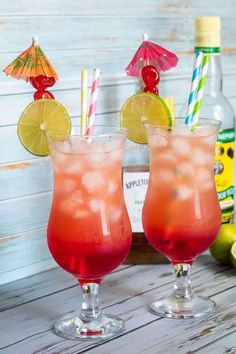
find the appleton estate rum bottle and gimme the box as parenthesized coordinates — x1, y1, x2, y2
(122, 140, 167, 263)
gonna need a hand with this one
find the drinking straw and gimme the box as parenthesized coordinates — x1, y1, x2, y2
(190, 54, 210, 125)
(85, 68, 101, 137)
(80, 70, 88, 135)
(185, 51, 203, 125)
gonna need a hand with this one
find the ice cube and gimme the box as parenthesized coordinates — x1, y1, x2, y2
(110, 149, 122, 163)
(156, 151, 176, 165)
(104, 139, 122, 152)
(107, 181, 119, 194)
(82, 172, 106, 194)
(61, 179, 77, 193)
(171, 138, 191, 157)
(51, 150, 68, 172)
(148, 135, 168, 148)
(192, 148, 211, 166)
(152, 169, 174, 185)
(89, 199, 101, 212)
(60, 199, 76, 214)
(157, 169, 175, 183)
(87, 152, 106, 166)
(176, 162, 194, 178)
(74, 209, 89, 219)
(109, 205, 123, 222)
(174, 185, 193, 200)
(51, 140, 72, 154)
(195, 167, 214, 190)
(65, 157, 83, 174)
(71, 190, 84, 204)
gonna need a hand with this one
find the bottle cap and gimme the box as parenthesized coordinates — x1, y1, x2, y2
(195, 17, 221, 54)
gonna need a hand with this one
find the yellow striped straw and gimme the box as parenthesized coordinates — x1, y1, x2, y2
(81, 70, 88, 135)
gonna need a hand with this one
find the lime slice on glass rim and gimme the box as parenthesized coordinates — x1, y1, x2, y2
(120, 93, 173, 144)
(18, 99, 71, 156)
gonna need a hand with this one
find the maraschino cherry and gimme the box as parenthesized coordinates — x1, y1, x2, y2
(30, 75, 55, 100)
(141, 65, 160, 95)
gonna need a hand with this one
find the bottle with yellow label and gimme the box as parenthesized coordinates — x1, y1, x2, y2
(194, 17, 235, 224)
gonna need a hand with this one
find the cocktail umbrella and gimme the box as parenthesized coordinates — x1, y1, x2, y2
(3, 37, 58, 82)
(125, 33, 179, 77)
(2, 37, 71, 158)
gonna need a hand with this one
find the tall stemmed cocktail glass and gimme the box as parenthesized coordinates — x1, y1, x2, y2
(142, 118, 221, 319)
(47, 127, 132, 340)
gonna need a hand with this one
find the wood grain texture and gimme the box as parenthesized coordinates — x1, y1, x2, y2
(196, 331, 236, 353)
(0, 256, 235, 353)
(1, 0, 235, 17)
(0, 0, 236, 284)
(0, 228, 56, 285)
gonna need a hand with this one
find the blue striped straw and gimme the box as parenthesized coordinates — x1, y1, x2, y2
(185, 51, 203, 125)
(191, 55, 210, 125)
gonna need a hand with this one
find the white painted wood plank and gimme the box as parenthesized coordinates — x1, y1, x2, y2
(0, 228, 56, 285)
(0, 191, 51, 237)
(0, 17, 196, 53)
(0, 259, 56, 289)
(1, 0, 235, 17)
(0, 12, 235, 55)
(196, 331, 236, 354)
(1, 72, 236, 129)
(0, 257, 233, 353)
(0, 264, 131, 311)
(0, 158, 52, 200)
(84, 287, 236, 354)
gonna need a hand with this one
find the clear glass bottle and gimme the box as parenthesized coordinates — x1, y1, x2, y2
(122, 78, 166, 263)
(181, 17, 235, 224)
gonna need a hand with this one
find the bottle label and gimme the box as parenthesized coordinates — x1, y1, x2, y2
(214, 128, 235, 224)
(123, 171, 149, 232)
(194, 46, 220, 55)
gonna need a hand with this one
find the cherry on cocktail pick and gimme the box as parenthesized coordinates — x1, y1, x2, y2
(30, 75, 56, 90)
(30, 75, 56, 100)
(33, 90, 55, 100)
(141, 65, 160, 95)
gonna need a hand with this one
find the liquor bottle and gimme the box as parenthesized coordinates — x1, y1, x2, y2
(123, 142, 165, 263)
(184, 17, 235, 224)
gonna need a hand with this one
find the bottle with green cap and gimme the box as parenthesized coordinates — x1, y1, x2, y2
(194, 17, 235, 224)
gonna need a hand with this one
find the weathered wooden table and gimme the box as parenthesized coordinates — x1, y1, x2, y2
(0, 256, 235, 354)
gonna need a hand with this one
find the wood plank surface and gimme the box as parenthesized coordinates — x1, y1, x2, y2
(0, 228, 55, 286)
(195, 331, 236, 353)
(1, 0, 235, 17)
(0, 256, 235, 354)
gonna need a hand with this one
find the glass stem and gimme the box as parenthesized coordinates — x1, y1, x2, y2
(173, 264, 193, 299)
(80, 283, 100, 320)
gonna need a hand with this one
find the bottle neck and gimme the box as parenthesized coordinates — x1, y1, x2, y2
(204, 54, 223, 95)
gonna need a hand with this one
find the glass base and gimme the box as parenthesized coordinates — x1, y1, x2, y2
(54, 313, 125, 340)
(149, 294, 216, 319)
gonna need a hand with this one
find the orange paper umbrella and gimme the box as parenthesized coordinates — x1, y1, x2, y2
(3, 37, 58, 82)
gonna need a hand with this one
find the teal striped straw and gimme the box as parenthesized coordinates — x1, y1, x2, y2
(185, 51, 203, 125)
(191, 55, 210, 125)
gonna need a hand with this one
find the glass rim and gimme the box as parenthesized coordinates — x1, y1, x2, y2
(144, 117, 221, 130)
(48, 126, 127, 155)
(47, 126, 127, 140)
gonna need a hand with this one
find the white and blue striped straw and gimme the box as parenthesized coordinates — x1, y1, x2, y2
(191, 55, 210, 125)
(185, 51, 203, 125)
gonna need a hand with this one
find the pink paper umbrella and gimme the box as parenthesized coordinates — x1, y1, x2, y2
(125, 33, 179, 77)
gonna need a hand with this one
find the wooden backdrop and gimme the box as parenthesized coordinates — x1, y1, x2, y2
(0, 0, 236, 285)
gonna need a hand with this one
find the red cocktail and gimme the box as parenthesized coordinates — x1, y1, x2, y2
(47, 127, 132, 339)
(142, 118, 221, 318)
